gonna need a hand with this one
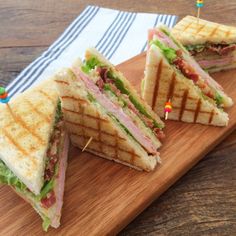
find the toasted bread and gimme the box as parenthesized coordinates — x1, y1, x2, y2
(0, 80, 59, 195)
(55, 68, 161, 171)
(172, 15, 236, 45)
(143, 45, 229, 126)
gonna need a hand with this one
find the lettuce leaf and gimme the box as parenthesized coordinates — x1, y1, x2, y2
(185, 44, 205, 54)
(82, 57, 164, 129)
(55, 100, 62, 124)
(150, 39, 177, 63)
(35, 178, 55, 201)
(107, 72, 164, 129)
(0, 160, 27, 191)
(81, 57, 102, 73)
(42, 215, 51, 232)
(215, 92, 223, 107)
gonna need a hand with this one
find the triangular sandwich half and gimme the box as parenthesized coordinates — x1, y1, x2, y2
(54, 48, 165, 172)
(0, 80, 69, 231)
(142, 26, 233, 126)
(172, 15, 236, 72)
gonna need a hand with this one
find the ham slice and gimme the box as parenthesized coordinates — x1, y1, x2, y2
(198, 56, 235, 69)
(51, 130, 69, 228)
(73, 69, 158, 155)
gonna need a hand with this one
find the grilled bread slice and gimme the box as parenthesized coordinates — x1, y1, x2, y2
(172, 15, 236, 45)
(172, 16, 236, 72)
(55, 55, 164, 171)
(143, 44, 229, 126)
(0, 80, 59, 195)
(0, 79, 69, 230)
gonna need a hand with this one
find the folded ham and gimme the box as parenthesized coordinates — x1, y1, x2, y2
(74, 69, 158, 155)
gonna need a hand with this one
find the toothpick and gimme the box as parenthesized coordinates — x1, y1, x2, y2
(197, 8, 200, 23)
(82, 137, 93, 152)
(165, 111, 169, 120)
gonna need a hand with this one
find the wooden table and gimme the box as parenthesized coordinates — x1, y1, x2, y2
(1, 0, 236, 235)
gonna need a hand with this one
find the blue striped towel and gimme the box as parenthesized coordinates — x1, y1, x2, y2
(7, 5, 178, 97)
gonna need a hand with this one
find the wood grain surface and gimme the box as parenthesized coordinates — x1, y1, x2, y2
(0, 0, 236, 235)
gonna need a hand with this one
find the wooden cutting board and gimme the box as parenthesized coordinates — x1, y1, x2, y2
(0, 53, 236, 236)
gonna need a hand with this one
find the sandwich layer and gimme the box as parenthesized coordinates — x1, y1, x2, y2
(148, 26, 233, 108)
(0, 80, 59, 195)
(55, 62, 164, 171)
(172, 16, 236, 72)
(0, 115, 69, 231)
(172, 15, 236, 46)
(143, 45, 229, 126)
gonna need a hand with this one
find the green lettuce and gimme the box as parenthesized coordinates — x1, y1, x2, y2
(81, 57, 103, 73)
(215, 92, 223, 107)
(42, 215, 51, 232)
(0, 160, 27, 191)
(55, 100, 62, 123)
(87, 92, 96, 102)
(185, 44, 205, 52)
(150, 39, 177, 63)
(82, 57, 164, 129)
(106, 72, 164, 129)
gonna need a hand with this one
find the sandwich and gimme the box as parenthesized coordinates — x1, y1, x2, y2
(0, 80, 69, 231)
(142, 25, 233, 126)
(54, 48, 165, 172)
(172, 15, 236, 72)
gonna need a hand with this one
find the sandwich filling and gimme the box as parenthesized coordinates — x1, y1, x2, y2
(75, 57, 164, 155)
(185, 43, 236, 70)
(0, 101, 65, 231)
(149, 28, 231, 107)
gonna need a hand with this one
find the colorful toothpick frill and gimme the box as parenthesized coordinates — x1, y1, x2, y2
(0, 87, 10, 104)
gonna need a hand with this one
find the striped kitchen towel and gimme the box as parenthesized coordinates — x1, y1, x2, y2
(7, 5, 178, 97)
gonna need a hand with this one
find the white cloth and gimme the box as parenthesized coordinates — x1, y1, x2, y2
(7, 5, 178, 97)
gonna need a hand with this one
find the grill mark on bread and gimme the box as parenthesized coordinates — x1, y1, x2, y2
(172, 106, 216, 114)
(167, 72, 176, 101)
(2, 128, 28, 156)
(183, 21, 193, 32)
(96, 111, 102, 153)
(209, 109, 215, 124)
(38, 90, 54, 104)
(61, 96, 87, 105)
(225, 30, 231, 37)
(25, 99, 51, 123)
(195, 24, 206, 34)
(114, 131, 118, 158)
(80, 106, 86, 145)
(54, 80, 69, 85)
(66, 120, 126, 140)
(63, 107, 108, 122)
(6, 105, 45, 145)
(194, 99, 202, 123)
(70, 132, 139, 157)
(152, 59, 162, 109)
(159, 92, 197, 101)
(209, 25, 219, 37)
(130, 149, 136, 165)
(179, 90, 189, 121)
